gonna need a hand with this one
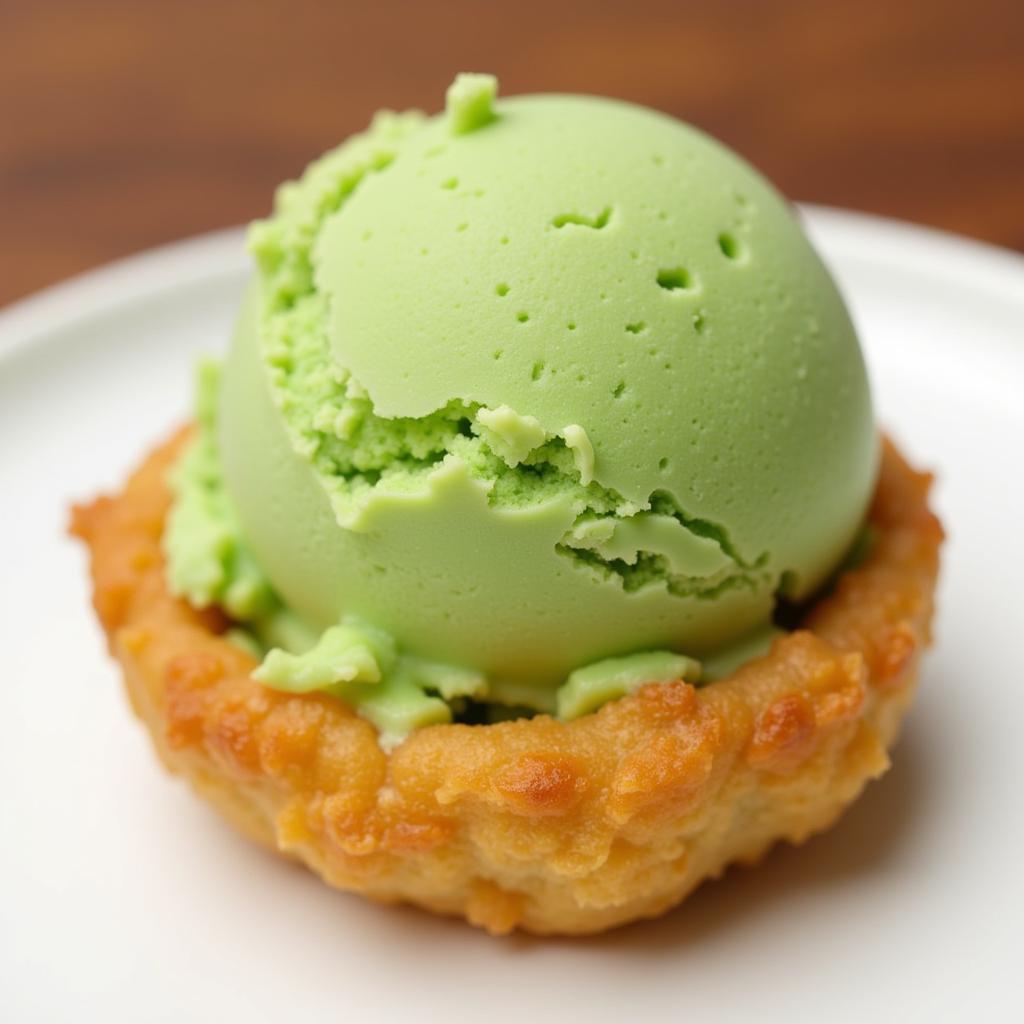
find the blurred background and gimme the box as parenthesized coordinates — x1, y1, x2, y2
(1, 0, 1021, 307)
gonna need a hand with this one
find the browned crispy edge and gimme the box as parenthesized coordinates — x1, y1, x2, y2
(71, 431, 942, 935)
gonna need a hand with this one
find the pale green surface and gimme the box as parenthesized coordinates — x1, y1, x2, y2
(474, 405, 547, 466)
(201, 75, 878, 718)
(446, 73, 498, 135)
(165, 361, 318, 657)
(164, 360, 276, 622)
(251, 609, 700, 738)
(255, 616, 397, 690)
(253, 616, 477, 748)
(256, 619, 453, 750)
(317, 87, 878, 597)
(221, 289, 772, 687)
(557, 651, 701, 720)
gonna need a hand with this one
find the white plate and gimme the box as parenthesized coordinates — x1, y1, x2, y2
(1, 208, 1022, 1023)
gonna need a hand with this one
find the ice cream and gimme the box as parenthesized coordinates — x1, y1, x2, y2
(167, 74, 877, 743)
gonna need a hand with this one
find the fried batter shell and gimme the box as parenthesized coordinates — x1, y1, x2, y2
(72, 431, 942, 936)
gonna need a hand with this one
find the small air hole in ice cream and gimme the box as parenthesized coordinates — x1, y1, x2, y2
(551, 206, 612, 230)
(495, 282, 509, 296)
(625, 321, 646, 334)
(517, 311, 530, 323)
(718, 232, 743, 260)
(656, 267, 692, 291)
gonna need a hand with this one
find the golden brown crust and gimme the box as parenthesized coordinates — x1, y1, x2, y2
(71, 432, 942, 935)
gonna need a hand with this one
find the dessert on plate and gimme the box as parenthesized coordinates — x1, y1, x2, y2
(73, 74, 942, 935)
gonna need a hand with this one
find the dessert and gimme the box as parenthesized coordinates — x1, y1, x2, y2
(73, 74, 942, 935)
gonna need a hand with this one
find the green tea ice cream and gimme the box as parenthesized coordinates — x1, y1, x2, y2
(167, 74, 877, 744)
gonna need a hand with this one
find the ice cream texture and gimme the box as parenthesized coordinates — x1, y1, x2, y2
(167, 73, 877, 739)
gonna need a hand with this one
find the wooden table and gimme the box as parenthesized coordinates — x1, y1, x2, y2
(2, 0, 1022, 307)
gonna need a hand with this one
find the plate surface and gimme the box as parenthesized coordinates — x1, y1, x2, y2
(2, 209, 1022, 1023)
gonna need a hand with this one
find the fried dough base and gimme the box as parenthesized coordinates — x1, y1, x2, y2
(72, 433, 941, 935)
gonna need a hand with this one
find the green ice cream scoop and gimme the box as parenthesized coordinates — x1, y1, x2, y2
(213, 74, 877, 707)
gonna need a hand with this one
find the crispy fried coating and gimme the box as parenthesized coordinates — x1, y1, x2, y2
(71, 431, 942, 935)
